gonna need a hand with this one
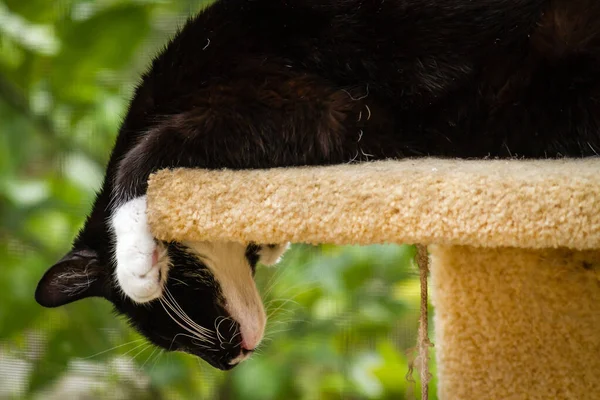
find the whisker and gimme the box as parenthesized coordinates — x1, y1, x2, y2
(169, 333, 178, 351)
(263, 327, 294, 336)
(214, 317, 225, 344)
(141, 347, 159, 369)
(161, 297, 208, 339)
(230, 331, 242, 342)
(265, 298, 301, 311)
(192, 339, 216, 350)
(261, 260, 304, 298)
(267, 306, 297, 316)
(169, 277, 190, 286)
(259, 253, 315, 298)
(253, 348, 264, 356)
(266, 318, 307, 326)
(264, 296, 299, 305)
(163, 289, 215, 337)
(170, 332, 213, 350)
(161, 291, 215, 339)
(266, 298, 304, 319)
(121, 342, 152, 359)
(81, 338, 146, 360)
(267, 312, 297, 324)
(264, 282, 319, 306)
(150, 350, 164, 374)
(260, 269, 286, 298)
(130, 344, 153, 364)
(160, 299, 215, 345)
(163, 289, 212, 333)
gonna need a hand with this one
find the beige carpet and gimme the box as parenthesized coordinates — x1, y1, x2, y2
(429, 245, 600, 399)
(147, 158, 600, 399)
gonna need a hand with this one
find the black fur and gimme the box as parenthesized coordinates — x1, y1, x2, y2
(115, 243, 242, 370)
(245, 243, 261, 275)
(35, 0, 600, 370)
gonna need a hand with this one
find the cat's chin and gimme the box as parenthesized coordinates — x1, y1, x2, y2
(178, 348, 246, 371)
(197, 355, 238, 371)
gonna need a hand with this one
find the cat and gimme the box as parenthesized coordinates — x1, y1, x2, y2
(35, 0, 600, 370)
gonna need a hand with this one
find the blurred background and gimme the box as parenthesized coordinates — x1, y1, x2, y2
(0, 0, 436, 398)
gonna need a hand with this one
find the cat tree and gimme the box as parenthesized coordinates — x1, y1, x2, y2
(146, 158, 600, 400)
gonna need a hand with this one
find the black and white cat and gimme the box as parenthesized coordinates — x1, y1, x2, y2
(35, 0, 600, 370)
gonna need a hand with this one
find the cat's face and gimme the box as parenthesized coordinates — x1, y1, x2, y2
(35, 240, 288, 370)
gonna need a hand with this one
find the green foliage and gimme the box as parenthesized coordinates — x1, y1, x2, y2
(0, 1, 437, 398)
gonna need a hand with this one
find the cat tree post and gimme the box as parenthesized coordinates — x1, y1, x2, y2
(429, 245, 599, 398)
(146, 159, 600, 400)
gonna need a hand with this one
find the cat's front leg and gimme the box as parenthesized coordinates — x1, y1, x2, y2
(111, 195, 168, 303)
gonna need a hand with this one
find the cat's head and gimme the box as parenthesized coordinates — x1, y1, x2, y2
(35, 240, 288, 370)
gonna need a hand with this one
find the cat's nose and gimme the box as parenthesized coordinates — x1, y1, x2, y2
(240, 337, 256, 353)
(239, 316, 264, 351)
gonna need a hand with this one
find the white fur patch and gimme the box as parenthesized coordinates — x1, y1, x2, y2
(228, 351, 251, 366)
(111, 196, 169, 303)
(259, 243, 290, 266)
(184, 241, 266, 350)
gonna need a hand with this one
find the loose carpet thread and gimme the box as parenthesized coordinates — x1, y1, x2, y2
(406, 244, 434, 400)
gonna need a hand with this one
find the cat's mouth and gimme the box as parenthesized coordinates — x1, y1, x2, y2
(165, 313, 253, 370)
(179, 343, 252, 370)
(227, 347, 254, 366)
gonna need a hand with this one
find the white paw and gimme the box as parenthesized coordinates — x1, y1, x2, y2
(115, 234, 167, 303)
(111, 196, 169, 303)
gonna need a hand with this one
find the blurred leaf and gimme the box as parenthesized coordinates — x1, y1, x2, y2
(370, 341, 408, 397)
(3, 0, 64, 24)
(26, 329, 72, 394)
(3, 178, 50, 206)
(0, 3, 60, 55)
(61, 152, 104, 193)
(231, 356, 288, 400)
(49, 4, 152, 102)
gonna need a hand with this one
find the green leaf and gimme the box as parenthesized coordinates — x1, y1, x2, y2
(370, 341, 408, 396)
(0, 3, 60, 55)
(26, 328, 73, 394)
(232, 356, 288, 400)
(49, 4, 152, 102)
(3, 0, 65, 24)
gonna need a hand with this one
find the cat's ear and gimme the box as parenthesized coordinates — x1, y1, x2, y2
(35, 249, 109, 308)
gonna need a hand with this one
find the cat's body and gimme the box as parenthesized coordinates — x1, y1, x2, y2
(35, 0, 600, 370)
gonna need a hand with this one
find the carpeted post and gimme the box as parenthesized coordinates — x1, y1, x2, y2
(147, 158, 600, 399)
